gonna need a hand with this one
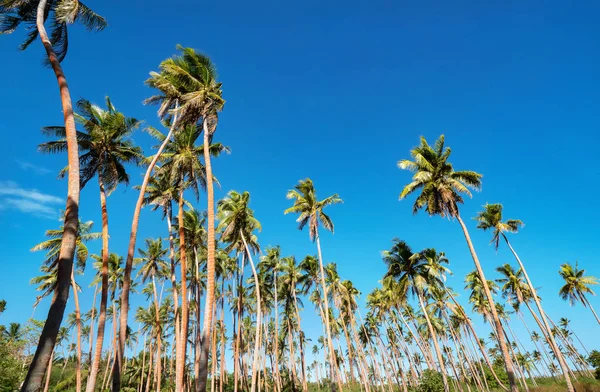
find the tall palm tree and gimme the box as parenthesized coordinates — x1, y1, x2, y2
(476, 203, 575, 391)
(40, 97, 142, 392)
(30, 219, 100, 392)
(1, 3, 105, 388)
(137, 238, 168, 392)
(398, 135, 518, 392)
(217, 190, 262, 392)
(559, 262, 599, 324)
(285, 178, 342, 392)
(383, 240, 451, 392)
(132, 45, 225, 392)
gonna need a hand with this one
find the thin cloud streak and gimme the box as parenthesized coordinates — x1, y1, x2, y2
(15, 160, 52, 175)
(0, 181, 62, 219)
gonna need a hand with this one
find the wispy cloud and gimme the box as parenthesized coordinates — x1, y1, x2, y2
(0, 181, 62, 219)
(16, 160, 52, 175)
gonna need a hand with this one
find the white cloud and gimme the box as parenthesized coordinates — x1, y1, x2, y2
(0, 181, 62, 219)
(15, 160, 52, 175)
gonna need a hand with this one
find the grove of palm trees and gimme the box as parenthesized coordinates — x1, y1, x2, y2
(1, 1, 599, 392)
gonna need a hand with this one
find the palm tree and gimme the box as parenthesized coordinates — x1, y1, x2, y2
(398, 135, 518, 392)
(383, 240, 451, 392)
(1, 3, 105, 388)
(559, 262, 599, 324)
(137, 238, 168, 392)
(284, 178, 342, 392)
(476, 203, 575, 391)
(30, 218, 100, 392)
(40, 96, 142, 392)
(217, 190, 262, 392)
(129, 45, 225, 392)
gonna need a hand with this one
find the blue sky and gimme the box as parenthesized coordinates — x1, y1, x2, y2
(1, 0, 599, 367)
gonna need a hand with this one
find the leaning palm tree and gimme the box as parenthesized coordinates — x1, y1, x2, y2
(398, 135, 517, 392)
(476, 202, 574, 390)
(559, 262, 599, 324)
(383, 240, 451, 392)
(1, 3, 106, 389)
(40, 97, 143, 392)
(284, 178, 342, 392)
(30, 219, 100, 392)
(119, 46, 225, 392)
(137, 238, 168, 392)
(217, 190, 262, 392)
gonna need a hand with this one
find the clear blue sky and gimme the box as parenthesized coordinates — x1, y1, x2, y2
(1, 0, 599, 365)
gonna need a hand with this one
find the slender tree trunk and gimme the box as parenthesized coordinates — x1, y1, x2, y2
(42, 350, 54, 392)
(456, 215, 517, 392)
(88, 285, 99, 365)
(315, 234, 340, 392)
(503, 235, 575, 392)
(86, 180, 110, 392)
(219, 288, 226, 392)
(151, 276, 162, 392)
(114, 106, 179, 392)
(22, 2, 80, 390)
(145, 341, 154, 392)
(175, 188, 189, 392)
(195, 250, 202, 392)
(273, 268, 282, 392)
(417, 293, 450, 392)
(167, 206, 181, 386)
(240, 232, 261, 392)
(71, 273, 82, 392)
(140, 335, 146, 392)
(198, 119, 217, 391)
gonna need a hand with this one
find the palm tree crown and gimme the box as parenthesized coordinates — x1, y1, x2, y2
(475, 203, 524, 250)
(398, 135, 482, 217)
(558, 262, 598, 306)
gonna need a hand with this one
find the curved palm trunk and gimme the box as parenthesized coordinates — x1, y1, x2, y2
(88, 285, 99, 365)
(175, 189, 189, 392)
(315, 233, 340, 392)
(114, 109, 178, 392)
(42, 350, 55, 392)
(241, 232, 261, 392)
(21, 2, 81, 390)
(86, 180, 110, 392)
(456, 215, 517, 392)
(198, 121, 217, 392)
(502, 235, 574, 392)
(417, 293, 450, 392)
(273, 269, 282, 392)
(166, 205, 181, 386)
(71, 273, 82, 392)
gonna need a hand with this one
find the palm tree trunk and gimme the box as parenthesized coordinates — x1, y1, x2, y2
(88, 284, 99, 365)
(151, 276, 162, 392)
(417, 293, 450, 392)
(195, 249, 202, 392)
(219, 288, 226, 392)
(176, 188, 189, 392)
(140, 335, 146, 392)
(273, 268, 282, 392)
(456, 215, 517, 392)
(21, 4, 81, 391)
(198, 119, 217, 392)
(240, 232, 261, 392)
(71, 273, 82, 392)
(503, 235, 575, 392)
(315, 233, 341, 392)
(42, 350, 54, 392)
(86, 180, 110, 392)
(167, 205, 181, 385)
(115, 106, 179, 392)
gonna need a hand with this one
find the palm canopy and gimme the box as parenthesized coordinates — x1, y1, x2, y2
(475, 203, 524, 250)
(398, 135, 482, 217)
(217, 190, 261, 255)
(465, 270, 499, 316)
(144, 45, 225, 129)
(495, 263, 531, 305)
(558, 262, 598, 306)
(284, 178, 342, 242)
(39, 97, 143, 191)
(383, 239, 449, 298)
(149, 123, 228, 198)
(137, 238, 168, 283)
(0, 0, 106, 62)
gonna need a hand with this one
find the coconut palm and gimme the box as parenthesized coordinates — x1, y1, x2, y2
(135, 45, 225, 392)
(559, 262, 599, 324)
(476, 203, 575, 391)
(40, 96, 142, 392)
(1, 3, 106, 388)
(30, 218, 100, 392)
(398, 135, 517, 392)
(284, 178, 342, 392)
(383, 239, 451, 392)
(137, 238, 168, 392)
(217, 190, 262, 392)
